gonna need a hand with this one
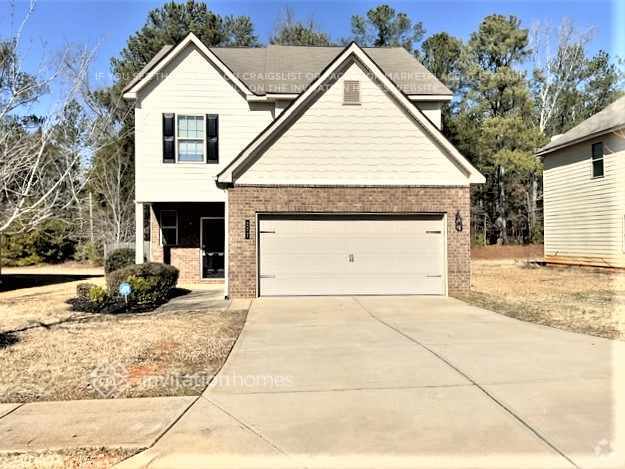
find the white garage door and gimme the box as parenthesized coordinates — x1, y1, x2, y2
(258, 215, 446, 296)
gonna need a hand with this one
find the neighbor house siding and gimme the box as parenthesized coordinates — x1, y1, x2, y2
(227, 186, 471, 298)
(235, 62, 468, 187)
(543, 133, 625, 268)
(134, 44, 273, 203)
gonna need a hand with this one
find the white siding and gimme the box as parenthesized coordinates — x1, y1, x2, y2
(543, 133, 625, 267)
(236, 62, 469, 186)
(135, 44, 273, 202)
(415, 101, 443, 129)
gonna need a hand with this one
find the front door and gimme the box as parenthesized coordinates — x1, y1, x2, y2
(201, 217, 225, 278)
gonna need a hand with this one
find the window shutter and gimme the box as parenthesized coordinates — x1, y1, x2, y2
(206, 114, 218, 163)
(163, 113, 175, 163)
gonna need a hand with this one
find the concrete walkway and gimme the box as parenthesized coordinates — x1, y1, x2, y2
(0, 396, 194, 452)
(118, 296, 625, 469)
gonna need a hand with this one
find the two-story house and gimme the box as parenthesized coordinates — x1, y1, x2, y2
(123, 33, 484, 298)
(537, 96, 625, 269)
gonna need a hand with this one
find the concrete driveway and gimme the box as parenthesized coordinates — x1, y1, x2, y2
(121, 296, 625, 469)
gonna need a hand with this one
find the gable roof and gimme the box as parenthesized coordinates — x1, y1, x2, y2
(122, 33, 452, 99)
(216, 42, 484, 185)
(122, 33, 256, 99)
(537, 95, 625, 156)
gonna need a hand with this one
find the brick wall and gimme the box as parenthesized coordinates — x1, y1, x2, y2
(150, 203, 224, 283)
(227, 186, 471, 298)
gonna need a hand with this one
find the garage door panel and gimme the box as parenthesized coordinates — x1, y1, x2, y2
(259, 216, 445, 296)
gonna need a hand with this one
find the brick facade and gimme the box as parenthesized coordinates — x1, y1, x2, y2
(150, 202, 224, 283)
(227, 186, 471, 298)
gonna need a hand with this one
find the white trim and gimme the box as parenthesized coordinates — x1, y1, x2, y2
(217, 43, 484, 185)
(224, 197, 229, 298)
(255, 212, 448, 297)
(122, 33, 254, 100)
(443, 213, 449, 296)
(160, 209, 178, 246)
(199, 216, 226, 280)
(407, 94, 453, 102)
(176, 114, 206, 163)
(135, 202, 144, 264)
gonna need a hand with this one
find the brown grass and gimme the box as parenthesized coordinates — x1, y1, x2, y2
(471, 244, 544, 260)
(0, 447, 138, 469)
(0, 271, 247, 403)
(456, 259, 625, 340)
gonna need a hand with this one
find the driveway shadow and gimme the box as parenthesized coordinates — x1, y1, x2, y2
(0, 274, 101, 293)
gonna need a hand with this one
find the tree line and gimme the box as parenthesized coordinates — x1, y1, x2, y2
(1, 1, 622, 268)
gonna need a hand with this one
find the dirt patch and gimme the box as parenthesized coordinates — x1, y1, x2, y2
(472, 244, 544, 260)
(0, 274, 247, 403)
(456, 260, 625, 340)
(0, 447, 138, 469)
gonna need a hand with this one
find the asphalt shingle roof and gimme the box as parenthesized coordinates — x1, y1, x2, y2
(537, 95, 625, 155)
(124, 43, 452, 97)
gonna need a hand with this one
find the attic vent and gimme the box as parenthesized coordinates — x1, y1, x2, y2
(343, 80, 360, 105)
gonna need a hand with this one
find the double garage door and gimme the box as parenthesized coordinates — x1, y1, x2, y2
(258, 215, 446, 296)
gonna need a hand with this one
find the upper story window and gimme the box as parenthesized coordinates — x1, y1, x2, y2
(592, 142, 604, 178)
(162, 113, 218, 164)
(343, 80, 360, 105)
(177, 115, 205, 162)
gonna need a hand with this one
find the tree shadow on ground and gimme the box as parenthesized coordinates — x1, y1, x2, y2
(0, 274, 101, 292)
(0, 332, 20, 349)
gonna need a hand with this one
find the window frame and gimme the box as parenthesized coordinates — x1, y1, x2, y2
(591, 141, 604, 179)
(160, 210, 178, 246)
(176, 114, 206, 163)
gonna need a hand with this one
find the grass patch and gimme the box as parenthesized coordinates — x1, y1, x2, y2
(0, 447, 140, 469)
(456, 260, 625, 340)
(0, 271, 247, 403)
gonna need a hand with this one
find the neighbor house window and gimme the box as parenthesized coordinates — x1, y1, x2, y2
(177, 115, 205, 162)
(592, 142, 604, 178)
(160, 210, 178, 245)
(343, 80, 360, 105)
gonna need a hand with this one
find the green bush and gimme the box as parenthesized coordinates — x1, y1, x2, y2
(104, 248, 135, 274)
(89, 285, 108, 303)
(1, 220, 76, 266)
(107, 262, 179, 308)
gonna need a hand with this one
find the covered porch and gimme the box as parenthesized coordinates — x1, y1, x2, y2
(135, 202, 225, 283)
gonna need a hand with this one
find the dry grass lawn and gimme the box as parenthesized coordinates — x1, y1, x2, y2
(457, 259, 625, 340)
(0, 266, 247, 403)
(0, 448, 137, 469)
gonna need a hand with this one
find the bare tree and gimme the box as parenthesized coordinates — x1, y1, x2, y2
(0, 1, 127, 273)
(530, 18, 595, 133)
(89, 143, 135, 247)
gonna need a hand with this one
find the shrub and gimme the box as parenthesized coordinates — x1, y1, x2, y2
(89, 285, 108, 303)
(76, 282, 97, 299)
(107, 263, 179, 308)
(2, 220, 76, 266)
(74, 241, 103, 265)
(104, 248, 135, 274)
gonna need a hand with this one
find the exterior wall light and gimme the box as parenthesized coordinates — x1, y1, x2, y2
(455, 211, 463, 232)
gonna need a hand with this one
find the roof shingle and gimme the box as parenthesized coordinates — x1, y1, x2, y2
(124, 43, 452, 97)
(537, 95, 625, 155)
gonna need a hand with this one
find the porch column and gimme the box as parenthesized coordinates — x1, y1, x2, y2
(224, 195, 229, 299)
(135, 202, 144, 264)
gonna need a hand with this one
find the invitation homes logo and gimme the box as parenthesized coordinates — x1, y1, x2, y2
(88, 362, 293, 398)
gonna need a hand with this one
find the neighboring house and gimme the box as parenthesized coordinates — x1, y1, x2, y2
(123, 33, 484, 298)
(536, 96, 625, 269)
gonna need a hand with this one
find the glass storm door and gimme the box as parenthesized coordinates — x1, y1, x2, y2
(201, 218, 225, 278)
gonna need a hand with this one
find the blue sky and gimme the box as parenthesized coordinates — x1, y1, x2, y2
(2, 0, 624, 109)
